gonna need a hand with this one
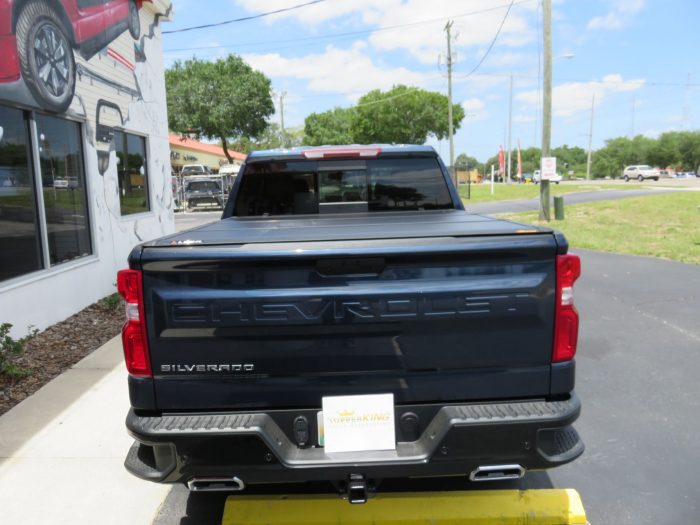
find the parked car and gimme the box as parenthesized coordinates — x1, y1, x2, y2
(181, 164, 211, 176)
(534, 171, 563, 184)
(0, 0, 145, 112)
(0, 167, 23, 196)
(118, 145, 584, 501)
(675, 172, 698, 179)
(218, 163, 239, 176)
(659, 169, 675, 178)
(623, 165, 659, 182)
(183, 177, 224, 210)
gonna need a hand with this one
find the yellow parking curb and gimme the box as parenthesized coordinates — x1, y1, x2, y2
(222, 488, 588, 525)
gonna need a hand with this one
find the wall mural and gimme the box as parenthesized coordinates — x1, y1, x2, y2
(0, 0, 172, 174)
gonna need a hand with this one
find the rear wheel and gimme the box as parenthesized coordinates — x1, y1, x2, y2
(637, 175, 643, 181)
(127, 0, 141, 39)
(16, 1, 76, 113)
(624, 175, 629, 182)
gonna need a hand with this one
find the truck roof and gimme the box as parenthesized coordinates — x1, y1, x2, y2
(246, 144, 438, 162)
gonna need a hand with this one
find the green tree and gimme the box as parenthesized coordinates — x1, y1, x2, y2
(552, 145, 586, 173)
(454, 153, 483, 173)
(303, 107, 354, 146)
(591, 150, 620, 179)
(232, 123, 304, 153)
(352, 85, 465, 144)
(166, 55, 274, 163)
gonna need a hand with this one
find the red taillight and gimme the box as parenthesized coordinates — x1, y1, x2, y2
(117, 269, 152, 377)
(553, 253, 581, 363)
(301, 147, 381, 159)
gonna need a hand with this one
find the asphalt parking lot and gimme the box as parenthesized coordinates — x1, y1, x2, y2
(149, 211, 700, 525)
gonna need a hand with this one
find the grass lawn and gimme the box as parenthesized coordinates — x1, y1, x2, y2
(459, 182, 645, 204)
(500, 192, 700, 266)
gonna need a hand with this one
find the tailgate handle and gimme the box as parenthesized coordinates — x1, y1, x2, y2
(316, 257, 385, 277)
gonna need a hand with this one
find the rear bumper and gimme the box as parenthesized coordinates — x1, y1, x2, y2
(124, 394, 583, 486)
(185, 196, 223, 208)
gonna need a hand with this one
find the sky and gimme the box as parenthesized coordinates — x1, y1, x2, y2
(162, 0, 700, 163)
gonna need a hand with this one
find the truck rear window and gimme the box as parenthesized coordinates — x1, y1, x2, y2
(235, 158, 453, 216)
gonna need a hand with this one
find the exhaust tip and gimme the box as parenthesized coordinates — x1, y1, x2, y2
(469, 464, 525, 482)
(187, 476, 245, 492)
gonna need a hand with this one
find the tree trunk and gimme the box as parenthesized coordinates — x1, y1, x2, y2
(221, 137, 233, 163)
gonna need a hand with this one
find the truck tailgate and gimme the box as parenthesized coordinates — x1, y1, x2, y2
(136, 213, 559, 411)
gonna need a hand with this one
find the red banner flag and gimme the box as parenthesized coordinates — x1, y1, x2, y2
(498, 145, 505, 176)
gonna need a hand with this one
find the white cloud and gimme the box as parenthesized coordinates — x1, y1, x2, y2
(368, 1, 536, 64)
(235, 0, 538, 65)
(234, 0, 386, 25)
(516, 74, 646, 117)
(587, 13, 622, 30)
(514, 114, 536, 123)
(463, 98, 485, 111)
(242, 42, 432, 99)
(462, 97, 487, 121)
(587, 0, 646, 31)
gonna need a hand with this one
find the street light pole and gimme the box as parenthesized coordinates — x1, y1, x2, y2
(506, 74, 513, 184)
(279, 91, 287, 148)
(539, 0, 552, 221)
(445, 20, 456, 186)
(586, 93, 595, 180)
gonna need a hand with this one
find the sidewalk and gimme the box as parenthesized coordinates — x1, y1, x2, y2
(0, 337, 170, 525)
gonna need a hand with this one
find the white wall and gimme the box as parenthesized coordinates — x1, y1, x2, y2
(0, 3, 174, 337)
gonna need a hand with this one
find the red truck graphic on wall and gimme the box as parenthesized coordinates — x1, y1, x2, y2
(0, 0, 145, 112)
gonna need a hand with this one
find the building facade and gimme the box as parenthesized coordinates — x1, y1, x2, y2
(0, 0, 174, 336)
(169, 134, 246, 174)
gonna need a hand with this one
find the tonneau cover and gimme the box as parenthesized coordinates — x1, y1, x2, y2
(147, 210, 553, 247)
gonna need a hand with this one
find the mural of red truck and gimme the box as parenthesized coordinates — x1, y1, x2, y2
(0, 0, 145, 112)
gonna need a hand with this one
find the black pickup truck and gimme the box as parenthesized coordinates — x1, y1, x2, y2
(118, 145, 583, 502)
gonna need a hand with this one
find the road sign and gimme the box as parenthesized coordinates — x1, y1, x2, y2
(541, 157, 557, 180)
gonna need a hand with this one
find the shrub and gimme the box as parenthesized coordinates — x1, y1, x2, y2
(0, 323, 38, 377)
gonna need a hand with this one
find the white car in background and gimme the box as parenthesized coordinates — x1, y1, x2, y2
(533, 170, 563, 184)
(623, 165, 659, 182)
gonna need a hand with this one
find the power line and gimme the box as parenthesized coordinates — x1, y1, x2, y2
(162, 0, 327, 35)
(458, 0, 516, 78)
(163, 0, 535, 51)
(463, 71, 700, 88)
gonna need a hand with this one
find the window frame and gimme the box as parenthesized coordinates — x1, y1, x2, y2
(0, 106, 98, 291)
(114, 129, 153, 219)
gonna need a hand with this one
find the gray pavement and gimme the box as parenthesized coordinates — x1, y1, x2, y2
(465, 187, 676, 215)
(548, 249, 700, 524)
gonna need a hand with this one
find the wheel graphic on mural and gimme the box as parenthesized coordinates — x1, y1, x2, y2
(128, 0, 141, 39)
(15, 1, 76, 113)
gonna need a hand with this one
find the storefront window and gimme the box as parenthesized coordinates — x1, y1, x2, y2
(115, 131, 150, 215)
(36, 114, 92, 265)
(0, 107, 42, 282)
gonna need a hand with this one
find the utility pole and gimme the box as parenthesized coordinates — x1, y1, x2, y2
(506, 74, 513, 184)
(683, 73, 691, 130)
(586, 93, 595, 180)
(539, 0, 552, 221)
(630, 98, 636, 137)
(279, 91, 287, 147)
(445, 20, 456, 186)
